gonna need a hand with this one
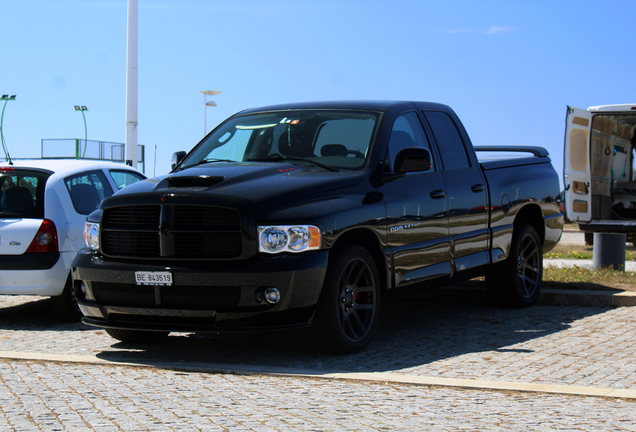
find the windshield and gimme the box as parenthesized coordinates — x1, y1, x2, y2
(182, 110, 379, 170)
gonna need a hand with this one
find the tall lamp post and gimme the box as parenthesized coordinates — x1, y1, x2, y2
(200, 90, 221, 136)
(1, 95, 16, 162)
(74, 106, 88, 159)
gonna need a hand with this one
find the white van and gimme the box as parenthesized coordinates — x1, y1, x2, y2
(564, 104, 636, 243)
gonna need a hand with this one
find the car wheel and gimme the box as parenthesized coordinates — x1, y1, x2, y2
(487, 224, 543, 307)
(105, 328, 170, 343)
(310, 244, 381, 354)
(51, 275, 83, 322)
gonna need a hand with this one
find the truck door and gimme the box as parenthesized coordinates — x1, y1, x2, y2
(564, 106, 592, 222)
(381, 112, 450, 288)
(422, 110, 490, 272)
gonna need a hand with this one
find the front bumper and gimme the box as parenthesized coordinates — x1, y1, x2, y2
(72, 249, 329, 333)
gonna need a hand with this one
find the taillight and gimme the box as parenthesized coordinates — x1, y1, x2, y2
(25, 219, 59, 253)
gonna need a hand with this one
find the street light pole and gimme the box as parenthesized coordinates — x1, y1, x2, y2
(1, 95, 16, 163)
(200, 90, 221, 136)
(74, 106, 88, 159)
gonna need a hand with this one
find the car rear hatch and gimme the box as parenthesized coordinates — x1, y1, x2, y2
(0, 166, 52, 256)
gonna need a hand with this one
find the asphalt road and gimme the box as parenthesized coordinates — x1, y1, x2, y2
(0, 290, 634, 431)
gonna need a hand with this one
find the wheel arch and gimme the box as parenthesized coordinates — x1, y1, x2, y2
(513, 203, 545, 245)
(330, 228, 389, 297)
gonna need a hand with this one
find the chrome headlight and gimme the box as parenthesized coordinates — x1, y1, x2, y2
(258, 225, 321, 254)
(83, 222, 100, 251)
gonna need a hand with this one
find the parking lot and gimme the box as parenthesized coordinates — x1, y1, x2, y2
(1, 289, 635, 431)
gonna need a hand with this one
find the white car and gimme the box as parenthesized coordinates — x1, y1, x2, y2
(0, 159, 146, 321)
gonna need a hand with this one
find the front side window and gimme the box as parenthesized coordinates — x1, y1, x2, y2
(65, 170, 114, 215)
(387, 112, 434, 172)
(181, 110, 379, 171)
(109, 170, 146, 190)
(0, 169, 48, 218)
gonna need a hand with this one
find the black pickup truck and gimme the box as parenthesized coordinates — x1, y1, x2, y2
(73, 101, 563, 353)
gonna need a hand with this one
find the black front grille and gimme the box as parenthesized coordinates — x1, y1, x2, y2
(104, 206, 160, 228)
(103, 231, 160, 257)
(101, 205, 243, 259)
(174, 232, 242, 258)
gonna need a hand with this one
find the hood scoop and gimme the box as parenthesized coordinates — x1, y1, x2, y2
(159, 175, 226, 190)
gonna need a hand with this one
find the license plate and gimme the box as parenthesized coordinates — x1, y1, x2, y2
(135, 271, 173, 286)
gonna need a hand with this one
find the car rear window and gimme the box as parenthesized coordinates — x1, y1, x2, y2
(0, 168, 50, 219)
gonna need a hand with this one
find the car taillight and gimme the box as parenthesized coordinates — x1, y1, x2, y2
(25, 219, 59, 253)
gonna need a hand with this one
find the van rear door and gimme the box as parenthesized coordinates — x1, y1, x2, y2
(564, 106, 592, 222)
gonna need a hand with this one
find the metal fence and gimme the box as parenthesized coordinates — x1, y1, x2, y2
(40, 139, 146, 173)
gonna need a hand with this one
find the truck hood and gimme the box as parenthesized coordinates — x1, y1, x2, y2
(103, 162, 364, 211)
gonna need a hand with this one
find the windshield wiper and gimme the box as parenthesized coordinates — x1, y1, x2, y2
(247, 156, 339, 172)
(182, 158, 234, 169)
(0, 212, 21, 218)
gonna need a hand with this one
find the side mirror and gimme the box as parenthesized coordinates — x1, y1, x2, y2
(394, 147, 432, 173)
(171, 151, 187, 170)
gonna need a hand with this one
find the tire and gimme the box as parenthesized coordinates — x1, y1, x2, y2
(51, 275, 83, 322)
(105, 328, 170, 343)
(585, 232, 594, 246)
(310, 244, 381, 354)
(487, 224, 543, 308)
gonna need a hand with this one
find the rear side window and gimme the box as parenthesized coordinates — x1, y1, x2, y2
(424, 111, 471, 171)
(0, 169, 49, 219)
(65, 170, 114, 215)
(109, 170, 145, 190)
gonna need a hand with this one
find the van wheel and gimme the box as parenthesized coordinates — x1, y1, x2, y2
(105, 328, 170, 343)
(487, 224, 543, 307)
(310, 244, 381, 354)
(51, 275, 83, 322)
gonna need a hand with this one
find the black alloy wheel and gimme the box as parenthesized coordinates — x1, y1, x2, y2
(338, 256, 377, 342)
(515, 228, 541, 299)
(487, 224, 543, 307)
(310, 244, 381, 354)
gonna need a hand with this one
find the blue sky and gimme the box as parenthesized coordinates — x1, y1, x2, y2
(1, 0, 634, 181)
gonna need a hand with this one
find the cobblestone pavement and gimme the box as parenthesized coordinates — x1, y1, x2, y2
(0, 294, 635, 430)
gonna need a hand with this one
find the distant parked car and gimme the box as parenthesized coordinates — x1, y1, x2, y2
(0, 159, 146, 321)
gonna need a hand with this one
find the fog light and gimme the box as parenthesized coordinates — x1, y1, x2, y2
(264, 287, 280, 304)
(73, 281, 87, 301)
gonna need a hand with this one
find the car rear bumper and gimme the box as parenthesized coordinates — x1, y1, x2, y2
(0, 251, 71, 296)
(0, 252, 60, 270)
(72, 249, 329, 333)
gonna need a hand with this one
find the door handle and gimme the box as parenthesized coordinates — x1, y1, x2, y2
(471, 184, 485, 193)
(430, 189, 446, 199)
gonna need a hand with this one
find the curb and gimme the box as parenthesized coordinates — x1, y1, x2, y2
(415, 286, 636, 307)
(1, 351, 634, 400)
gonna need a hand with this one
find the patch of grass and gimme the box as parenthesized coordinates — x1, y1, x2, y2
(542, 244, 636, 290)
(544, 244, 636, 261)
(543, 266, 636, 291)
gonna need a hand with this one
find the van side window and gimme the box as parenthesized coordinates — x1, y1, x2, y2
(424, 111, 470, 171)
(387, 112, 434, 172)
